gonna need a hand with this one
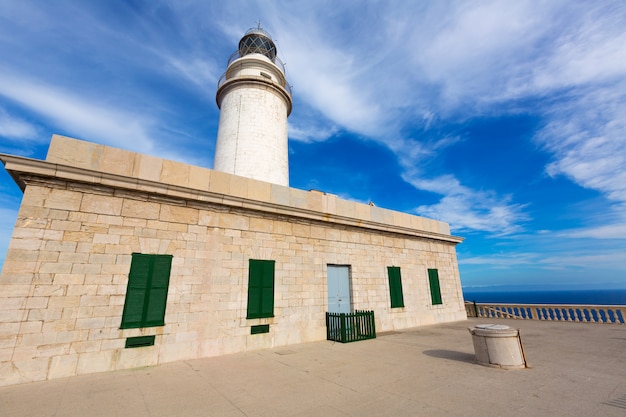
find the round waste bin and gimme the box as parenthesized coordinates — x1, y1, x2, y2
(468, 324, 527, 369)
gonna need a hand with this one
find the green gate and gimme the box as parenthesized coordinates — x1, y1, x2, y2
(326, 310, 376, 343)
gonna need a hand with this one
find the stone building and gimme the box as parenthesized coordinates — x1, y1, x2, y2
(0, 28, 466, 386)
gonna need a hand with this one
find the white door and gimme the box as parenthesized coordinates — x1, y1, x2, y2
(327, 265, 351, 314)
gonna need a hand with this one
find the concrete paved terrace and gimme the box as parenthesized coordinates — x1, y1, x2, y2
(2, 317, 625, 417)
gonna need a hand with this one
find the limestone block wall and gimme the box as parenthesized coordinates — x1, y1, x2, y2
(0, 135, 465, 386)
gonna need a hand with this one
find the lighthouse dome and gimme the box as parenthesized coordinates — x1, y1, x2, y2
(238, 27, 277, 61)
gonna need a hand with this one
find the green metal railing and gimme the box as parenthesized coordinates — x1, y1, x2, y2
(326, 310, 376, 343)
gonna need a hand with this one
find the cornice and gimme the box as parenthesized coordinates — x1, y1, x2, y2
(1, 153, 464, 244)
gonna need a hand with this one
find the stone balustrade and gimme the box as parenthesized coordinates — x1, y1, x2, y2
(465, 301, 625, 324)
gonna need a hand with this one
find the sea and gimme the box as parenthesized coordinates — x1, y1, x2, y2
(462, 288, 626, 306)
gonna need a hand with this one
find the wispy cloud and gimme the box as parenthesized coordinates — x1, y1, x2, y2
(0, 109, 40, 142)
(274, 25, 384, 136)
(0, 71, 155, 152)
(289, 121, 340, 143)
(415, 190, 530, 235)
(459, 252, 539, 268)
(0, 1, 225, 161)
(558, 215, 626, 240)
(538, 251, 626, 269)
(161, 55, 219, 91)
(459, 233, 626, 275)
(539, 84, 626, 203)
(564, 226, 626, 239)
(461, 249, 626, 270)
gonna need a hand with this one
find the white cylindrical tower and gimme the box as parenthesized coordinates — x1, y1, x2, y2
(214, 27, 292, 186)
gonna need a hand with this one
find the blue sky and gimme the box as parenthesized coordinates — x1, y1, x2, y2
(1, 1, 625, 291)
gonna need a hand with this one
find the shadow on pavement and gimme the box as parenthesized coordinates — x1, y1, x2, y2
(423, 349, 476, 364)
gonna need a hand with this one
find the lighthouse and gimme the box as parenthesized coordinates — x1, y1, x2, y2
(213, 26, 292, 186)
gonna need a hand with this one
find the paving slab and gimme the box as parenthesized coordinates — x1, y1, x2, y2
(1, 318, 625, 417)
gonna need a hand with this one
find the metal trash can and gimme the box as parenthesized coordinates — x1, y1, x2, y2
(468, 324, 527, 369)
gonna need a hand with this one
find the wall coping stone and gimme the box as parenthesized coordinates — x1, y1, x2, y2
(1, 137, 463, 245)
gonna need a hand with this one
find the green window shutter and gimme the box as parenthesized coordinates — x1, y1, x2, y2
(121, 254, 172, 329)
(428, 268, 443, 305)
(121, 254, 151, 329)
(387, 266, 404, 308)
(260, 260, 275, 317)
(246, 260, 262, 318)
(247, 259, 275, 319)
(144, 255, 172, 327)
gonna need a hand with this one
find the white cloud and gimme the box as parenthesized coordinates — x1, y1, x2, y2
(0, 72, 155, 152)
(404, 174, 466, 196)
(539, 250, 626, 270)
(460, 237, 626, 272)
(561, 224, 626, 239)
(162, 55, 219, 91)
(410, 1, 626, 108)
(459, 253, 539, 267)
(558, 206, 626, 239)
(288, 121, 339, 143)
(529, 5, 626, 91)
(524, 3, 626, 204)
(415, 192, 529, 235)
(539, 83, 626, 203)
(415, 1, 549, 105)
(0, 109, 39, 141)
(275, 30, 384, 136)
(396, 140, 528, 235)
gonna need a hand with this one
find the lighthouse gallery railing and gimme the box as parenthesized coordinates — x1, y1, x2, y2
(217, 51, 293, 96)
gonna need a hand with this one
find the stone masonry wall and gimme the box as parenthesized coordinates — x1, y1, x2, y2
(0, 135, 465, 386)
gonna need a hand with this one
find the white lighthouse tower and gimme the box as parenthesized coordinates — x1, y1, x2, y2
(213, 26, 292, 186)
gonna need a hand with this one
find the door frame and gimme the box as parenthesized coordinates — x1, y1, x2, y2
(326, 264, 352, 314)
